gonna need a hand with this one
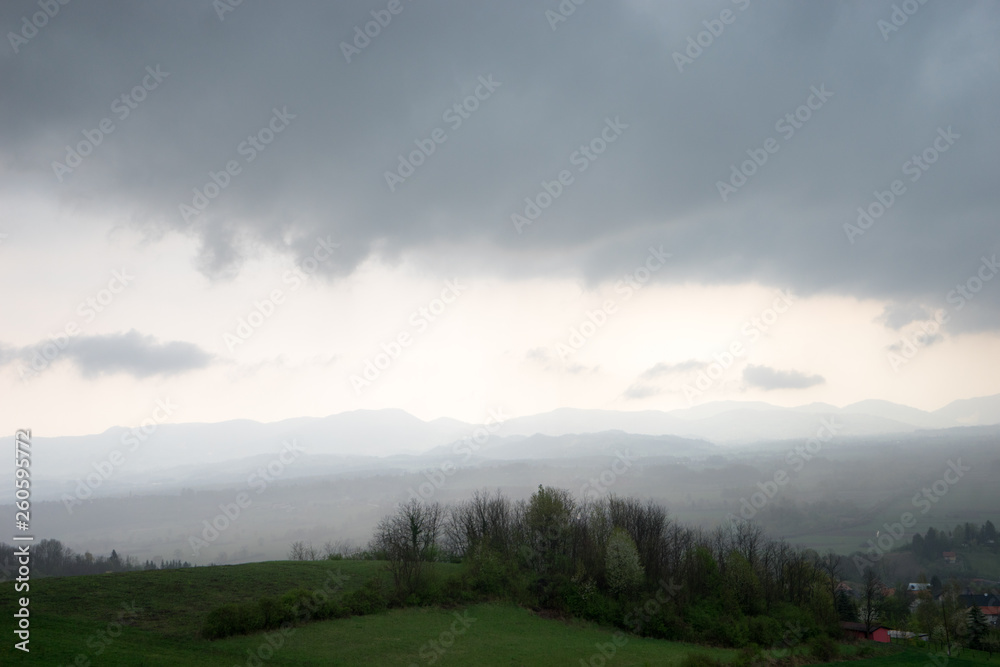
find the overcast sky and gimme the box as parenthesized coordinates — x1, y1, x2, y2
(2, 0, 998, 436)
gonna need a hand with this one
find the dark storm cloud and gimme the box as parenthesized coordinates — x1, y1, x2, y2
(0, 331, 213, 378)
(743, 364, 824, 391)
(3, 1, 999, 327)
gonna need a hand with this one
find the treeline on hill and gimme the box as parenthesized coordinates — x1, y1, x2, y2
(0, 539, 191, 578)
(358, 487, 844, 651)
(908, 521, 999, 561)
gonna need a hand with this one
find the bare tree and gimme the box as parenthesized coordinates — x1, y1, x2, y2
(817, 551, 843, 612)
(288, 540, 319, 561)
(288, 540, 307, 561)
(323, 538, 359, 560)
(372, 499, 443, 596)
(860, 566, 885, 639)
(444, 489, 516, 559)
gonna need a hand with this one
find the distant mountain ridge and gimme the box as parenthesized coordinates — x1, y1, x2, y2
(491, 393, 1000, 443)
(6, 394, 1000, 501)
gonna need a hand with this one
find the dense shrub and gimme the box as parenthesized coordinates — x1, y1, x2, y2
(733, 644, 765, 667)
(564, 580, 618, 626)
(686, 600, 749, 647)
(343, 578, 389, 616)
(808, 634, 837, 661)
(201, 602, 264, 639)
(203, 583, 354, 639)
(466, 545, 518, 597)
(257, 596, 292, 627)
(856, 643, 875, 658)
(637, 607, 687, 641)
(748, 615, 784, 647)
(279, 589, 314, 620)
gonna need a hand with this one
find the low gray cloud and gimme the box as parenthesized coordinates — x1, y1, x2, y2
(877, 303, 931, 330)
(623, 383, 662, 400)
(640, 360, 706, 379)
(2, 331, 212, 378)
(625, 360, 707, 399)
(525, 347, 550, 363)
(888, 332, 943, 352)
(743, 365, 825, 391)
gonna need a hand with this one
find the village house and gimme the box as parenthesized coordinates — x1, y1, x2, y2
(840, 622, 890, 643)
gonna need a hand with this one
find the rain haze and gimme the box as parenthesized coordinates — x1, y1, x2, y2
(1, 1, 999, 664)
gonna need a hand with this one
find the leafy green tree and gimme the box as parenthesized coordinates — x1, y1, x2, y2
(605, 527, 643, 599)
(981, 629, 1000, 659)
(725, 551, 763, 616)
(881, 588, 911, 626)
(522, 485, 575, 577)
(914, 598, 940, 636)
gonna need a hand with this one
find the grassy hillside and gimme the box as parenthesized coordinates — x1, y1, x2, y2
(0, 560, 738, 666)
(0, 560, 991, 666)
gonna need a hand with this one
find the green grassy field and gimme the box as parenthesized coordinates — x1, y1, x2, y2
(0, 560, 994, 666)
(830, 645, 998, 665)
